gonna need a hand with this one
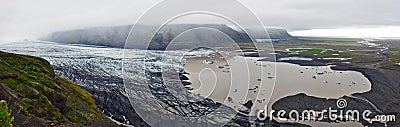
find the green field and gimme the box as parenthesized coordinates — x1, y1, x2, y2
(239, 37, 400, 68)
(284, 48, 339, 55)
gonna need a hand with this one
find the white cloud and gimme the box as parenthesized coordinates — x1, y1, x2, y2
(290, 26, 400, 38)
(0, 0, 400, 41)
(0, 0, 159, 41)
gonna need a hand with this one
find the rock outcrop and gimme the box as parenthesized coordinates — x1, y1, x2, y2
(0, 51, 117, 126)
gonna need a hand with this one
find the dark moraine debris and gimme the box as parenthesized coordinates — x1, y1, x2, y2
(185, 86, 194, 91)
(181, 81, 192, 86)
(179, 74, 189, 80)
(243, 100, 254, 110)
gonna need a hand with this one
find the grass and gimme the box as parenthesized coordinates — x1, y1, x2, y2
(272, 37, 394, 65)
(20, 98, 32, 114)
(379, 41, 400, 69)
(239, 37, 396, 68)
(0, 101, 13, 127)
(0, 51, 107, 126)
(0, 51, 59, 89)
(284, 48, 339, 55)
(1, 78, 22, 92)
(58, 76, 100, 125)
(298, 49, 324, 54)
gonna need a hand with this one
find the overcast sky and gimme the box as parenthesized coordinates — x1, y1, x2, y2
(1, 0, 400, 41)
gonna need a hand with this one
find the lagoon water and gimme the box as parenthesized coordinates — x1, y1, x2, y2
(183, 50, 371, 127)
(277, 56, 313, 61)
(183, 52, 371, 108)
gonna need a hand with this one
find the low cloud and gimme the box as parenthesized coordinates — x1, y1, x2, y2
(1, 0, 399, 41)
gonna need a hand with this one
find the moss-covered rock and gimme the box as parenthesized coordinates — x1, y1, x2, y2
(0, 100, 13, 127)
(0, 51, 117, 126)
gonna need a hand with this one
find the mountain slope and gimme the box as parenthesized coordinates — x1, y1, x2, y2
(44, 24, 292, 49)
(0, 51, 117, 126)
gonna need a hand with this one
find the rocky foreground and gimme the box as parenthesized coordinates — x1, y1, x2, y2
(0, 51, 117, 126)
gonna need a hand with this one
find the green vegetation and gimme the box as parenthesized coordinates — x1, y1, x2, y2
(237, 37, 389, 66)
(1, 78, 22, 92)
(273, 37, 385, 64)
(378, 40, 400, 70)
(284, 48, 339, 55)
(238, 37, 397, 68)
(388, 50, 400, 64)
(0, 100, 13, 127)
(298, 49, 324, 54)
(0, 51, 114, 126)
(274, 37, 371, 51)
(339, 51, 383, 63)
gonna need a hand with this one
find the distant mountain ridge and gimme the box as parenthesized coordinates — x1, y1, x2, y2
(43, 24, 292, 49)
